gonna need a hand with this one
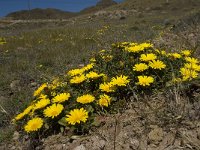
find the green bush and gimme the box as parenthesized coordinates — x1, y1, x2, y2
(13, 42, 200, 135)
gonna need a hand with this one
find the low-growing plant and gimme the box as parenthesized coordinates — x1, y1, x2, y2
(13, 41, 200, 137)
(0, 37, 6, 45)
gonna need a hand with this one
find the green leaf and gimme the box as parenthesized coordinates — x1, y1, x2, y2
(44, 123, 49, 129)
(60, 126, 64, 133)
(58, 117, 67, 126)
(86, 105, 94, 113)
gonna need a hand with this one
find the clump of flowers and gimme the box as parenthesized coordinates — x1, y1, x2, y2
(14, 41, 200, 137)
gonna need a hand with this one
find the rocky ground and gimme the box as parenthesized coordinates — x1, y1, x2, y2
(1, 89, 200, 150)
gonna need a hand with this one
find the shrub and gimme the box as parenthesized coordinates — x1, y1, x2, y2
(13, 42, 200, 135)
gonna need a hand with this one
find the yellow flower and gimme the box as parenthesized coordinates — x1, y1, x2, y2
(33, 83, 47, 97)
(49, 78, 62, 90)
(23, 105, 34, 115)
(110, 75, 130, 86)
(67, 68, 84, 77)
(15, 112, 26, 121)
(99, 82, 115, 92)
(0, 37, 6, 45)
(66, 108, 88, 125)
(137, 76, 154, 86)
(171, 77, 182, 83)
(154, 49, 160, 54)
(125, 43, 153, 53)
(180, 68, 198, 81)
(15, 105, 34, 121)
(82, 63, 94, 71)
(184, 63, 200, 71)
(76, 94, 95, 104)
(99, 73, 108, 81)
(24, 117, 43, 132)
(38, 94, 47, 99)
(99, 49, 106, 53)
(149, 60, 166, 70)
(171, 53, 181, 59)
(133, 63, 148, 72)
(86, 71, 101, 79)
(181, 50, 191, 56)
(126, 45, 144, 53)
(140, 53, 157, 61)
(185, 57, 199, 64)
(102, 55, 113, 62)
(44, 104, 64, 118)
(140, 43, 153, 49)
(98, 94, 111, 107)
(90, 58, 96, 63)
(70, 75, 86, 84)
(34, 98, 50, 110)
(52, 93, 70, 103)
(160, 50, 167, 55)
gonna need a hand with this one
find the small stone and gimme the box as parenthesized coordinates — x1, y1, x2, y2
(0, 96, 7, 103)
(73, 144, 86, 150)
(148, 127, 164, 142)
(30, 82, 37, 87)
(197, 127, 200, 139)
(78, 64, 84, 67)
(174, 139, 181, 147)
(55, 144, 63, 150)
(11, 146, 16, 150)
(189, 33, 195, 37)
(13, 131, 20, 141)
(10, 80, 21, 91)
(130, 138, 139, 149)
(98, 140, 106, 148)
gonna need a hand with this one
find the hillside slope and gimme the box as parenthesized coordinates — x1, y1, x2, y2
(6, 8, 76, 20)
(5, 0, 118, 20)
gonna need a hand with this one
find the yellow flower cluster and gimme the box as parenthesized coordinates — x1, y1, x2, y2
(14, 42, 200, 135)
(125, 43, 153, 53)
(99, 75, 130, 92)
(179, 57, 200, 81)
